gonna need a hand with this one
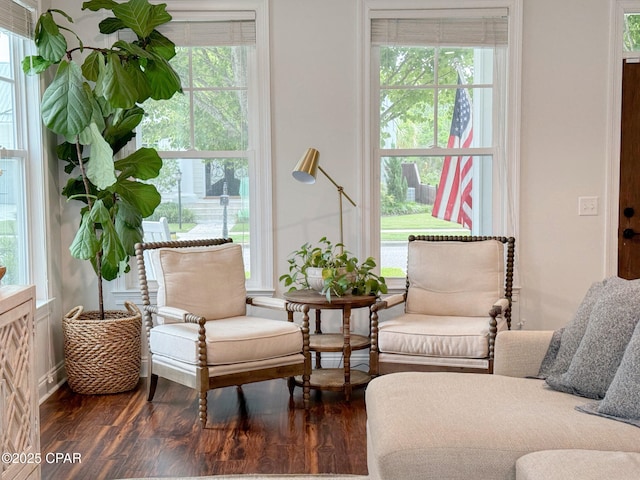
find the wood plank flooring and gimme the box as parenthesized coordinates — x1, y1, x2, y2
(39, 378, 369, 480)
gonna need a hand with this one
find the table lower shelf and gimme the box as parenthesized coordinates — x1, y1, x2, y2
(295, 368, 371, 391)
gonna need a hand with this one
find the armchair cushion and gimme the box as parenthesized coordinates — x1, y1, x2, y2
(379, 314, 508, 359)
(405, 240, 504, 317)
(149, 316, 303, 366)
(152, 243, 247, 321)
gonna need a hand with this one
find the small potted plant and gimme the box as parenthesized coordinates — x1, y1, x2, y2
(279, 237, 388, 302)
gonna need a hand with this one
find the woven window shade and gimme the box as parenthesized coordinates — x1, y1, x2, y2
(158, 20, 256, 47)
(371, 10, 508, 47)
(0, 0, 34, 38)
(120, 17, 256, 47)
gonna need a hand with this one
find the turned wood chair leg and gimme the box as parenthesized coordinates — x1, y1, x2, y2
(303, 377, 310, 409)
(287, 376, 295, 396)
(147, 373, 158, 401)
(198, 391, 207, 427)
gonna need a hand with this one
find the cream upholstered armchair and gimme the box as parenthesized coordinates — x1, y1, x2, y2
(135, 238, 310, 426)
(370, 235, 515, 375)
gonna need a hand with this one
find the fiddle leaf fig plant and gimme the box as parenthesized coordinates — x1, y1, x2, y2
(23, 0, 183, 318)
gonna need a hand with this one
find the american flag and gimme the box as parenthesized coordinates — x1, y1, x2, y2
(432, 74, 473, 229)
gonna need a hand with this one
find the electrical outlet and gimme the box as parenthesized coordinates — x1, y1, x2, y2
(578, 196, 598, 216)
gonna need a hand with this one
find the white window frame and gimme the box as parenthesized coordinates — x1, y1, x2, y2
(116, 0, 273, 299)
(0, 0, 49, 302)
(360, 0, 522, 290)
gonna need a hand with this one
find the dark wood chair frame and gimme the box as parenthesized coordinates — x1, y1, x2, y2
(370, 235, 515, 376)
(135, 238, 311, 426)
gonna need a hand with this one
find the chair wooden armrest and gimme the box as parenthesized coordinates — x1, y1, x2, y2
(146, 304, 206, 325)
(376, 293, 407, 310)
(246, 296, 287, 311)
(491, 298, 510, 313)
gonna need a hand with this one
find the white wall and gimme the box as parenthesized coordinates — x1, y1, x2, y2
(271, 0, 360, 259)
(41, 0, 621, 393)
(518, 0, 611, 330)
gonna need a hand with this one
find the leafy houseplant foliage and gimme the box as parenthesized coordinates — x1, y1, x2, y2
(279, 237, 388, 302)
(23, 0, 182, 317)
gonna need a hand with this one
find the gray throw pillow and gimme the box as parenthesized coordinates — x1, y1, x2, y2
(546, 277, 640, 399)
(576, 321, 640, 427)
(536, 328, 564, 379)
(539, 280, 605, 378)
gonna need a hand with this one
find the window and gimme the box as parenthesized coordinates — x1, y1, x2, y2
(364, 1, 521, 282)
(136, 1, 273, 291)
(0, 0, 45, 293)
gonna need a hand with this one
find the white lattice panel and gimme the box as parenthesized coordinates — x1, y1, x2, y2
(0, 286, 39, 480)
(1, 301, 33, 454)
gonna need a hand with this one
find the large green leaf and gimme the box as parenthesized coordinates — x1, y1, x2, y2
(69, 209, 100, 261)
(124, 59, 152, 103)
(61, 176, 96, 204)
(41, 61, 93, 136)
(22, 55, 52, 75)
(81, 50, 105, 82)
(76, 85, 106, 142)
(112, 0, 171, 39)
(112, 179, 160, 218)
(114, 40, 153, 59)
(145, 55, 182, 100)
(115, 200, 143, 255)
(103, 106, 143, 152)
(114, 147, 161, 180)
(82, 0, 119, 11)
(103, 53, 138, 109)
(35, 12, 68, 63)
(98, 17, 126, 35)
(147, 30, 176, 61)
(83, 123, 116, 189)
(99, 218, 127, 281)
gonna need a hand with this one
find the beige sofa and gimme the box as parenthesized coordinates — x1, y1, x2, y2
(365, 330, 640, 480)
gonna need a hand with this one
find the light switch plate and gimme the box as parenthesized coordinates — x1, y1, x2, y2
(578, 196, 598, 216)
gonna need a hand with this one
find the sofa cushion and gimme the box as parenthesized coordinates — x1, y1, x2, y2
(366, 372, 640, 480)
(150, 316, 302, 365)
(152, 243, 247, 321)
(405, 240, 504, 317)
(537, 280, 604, 378)
(516, 450, 640, 480)
(577, 320, 640, 427)
(378, 313, 508, 358)
(546, 277, 640, 399)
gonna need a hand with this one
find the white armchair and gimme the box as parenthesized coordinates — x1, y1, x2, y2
(370, 235, 515, 374)
(135, 238, 310, 427)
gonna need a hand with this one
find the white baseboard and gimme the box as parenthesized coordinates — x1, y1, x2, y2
(38, 363, 67, 404)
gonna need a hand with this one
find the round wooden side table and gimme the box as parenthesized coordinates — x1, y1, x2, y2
(284, 290, 377, 401)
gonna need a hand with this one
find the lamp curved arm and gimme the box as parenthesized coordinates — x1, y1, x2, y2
(317, 165, 356, 207)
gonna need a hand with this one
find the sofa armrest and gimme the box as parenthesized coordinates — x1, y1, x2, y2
(493, 330, 554, 377)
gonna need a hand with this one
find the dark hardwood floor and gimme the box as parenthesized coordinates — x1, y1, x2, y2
(39, 377, 368, 480)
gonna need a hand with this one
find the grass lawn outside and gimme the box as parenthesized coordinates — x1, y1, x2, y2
(167, 213, 466, 244)
(381, 212, 468, 241)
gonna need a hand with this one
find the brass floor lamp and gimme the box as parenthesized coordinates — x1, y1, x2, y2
(292, 148, 356, 250)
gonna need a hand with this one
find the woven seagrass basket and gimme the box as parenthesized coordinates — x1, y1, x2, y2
(63, 300, 141, 395)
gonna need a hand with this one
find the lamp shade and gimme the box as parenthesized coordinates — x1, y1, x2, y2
(292, 148, 320, 184)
